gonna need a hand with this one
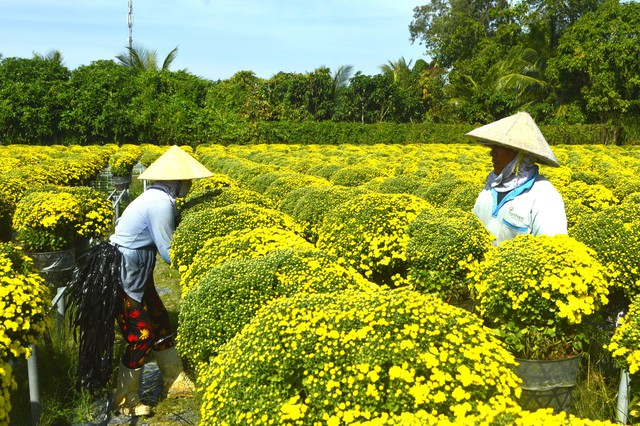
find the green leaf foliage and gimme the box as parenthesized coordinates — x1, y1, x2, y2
(170, 202, 299, 271)
(177, 248, 374, 366)
(406, 208, 493, 304)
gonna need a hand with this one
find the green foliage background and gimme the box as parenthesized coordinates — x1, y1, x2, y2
(2, 0, 639, 147)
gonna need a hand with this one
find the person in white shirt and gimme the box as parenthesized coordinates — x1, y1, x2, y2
(66, 145, 212, 417)
(466, 111, 567, 245)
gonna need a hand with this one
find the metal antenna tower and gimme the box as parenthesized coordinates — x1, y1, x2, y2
(127, 0, 133, 50)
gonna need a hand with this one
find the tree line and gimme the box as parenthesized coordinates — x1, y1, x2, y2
(0, 0, 638, 146)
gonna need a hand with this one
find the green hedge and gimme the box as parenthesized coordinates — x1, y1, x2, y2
(221, 121, 619, 146)
(539, 123, 618, 146)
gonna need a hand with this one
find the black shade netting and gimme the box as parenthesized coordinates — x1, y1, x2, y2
(65, 242, 121, 394)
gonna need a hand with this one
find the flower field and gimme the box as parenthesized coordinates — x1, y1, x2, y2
(3, 142, 640, 424)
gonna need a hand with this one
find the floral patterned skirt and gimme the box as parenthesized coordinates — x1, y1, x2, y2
(116, 277, 174, 369)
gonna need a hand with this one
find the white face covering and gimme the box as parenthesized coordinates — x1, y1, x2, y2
(487, 153, 538, 192)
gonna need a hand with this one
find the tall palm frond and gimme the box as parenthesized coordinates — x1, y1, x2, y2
(458, 46, 550, 110)
(489, 46, 550, 101)
(161, 47, 179, 71)
(332, 65, 354, 95)
(115, 46, 142, 69)
(116, 44, 178, 71)
(380, 57, 413, 83)
(33, 49, 64, 65)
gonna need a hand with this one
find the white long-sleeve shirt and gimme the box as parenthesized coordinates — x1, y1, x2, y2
(473, 173, 567, 245)
(110, 186, 177, 264)
(109, 185, 178, 301)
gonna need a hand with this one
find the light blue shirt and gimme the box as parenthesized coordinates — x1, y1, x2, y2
(110, 186, 177, 264)
(109, 185, 178, 301)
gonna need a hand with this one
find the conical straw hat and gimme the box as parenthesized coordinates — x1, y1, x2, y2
(138, 145, 213, 180)
(465, 111, 560, 167)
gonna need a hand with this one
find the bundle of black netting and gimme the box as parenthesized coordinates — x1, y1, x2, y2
(65, 242, 121, 394)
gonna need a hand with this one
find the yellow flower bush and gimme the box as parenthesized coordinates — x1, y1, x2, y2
(191, 173, 236, 191)
(178, 248, 374, 366)
(181, 186, 272, 219)
(170, 202, 300, 271)
(607, 295, 640, 424)
(108, 144, 142, 176)
(0, 359, 16, 426)
(179, 226, 313, 296)
(608, 298, 640, 374)
(0, 145, 112, 205)
(12, 186, 112, 252)
(13, 190, 83, 252)
(406, 208, 494, 303)
(571, 201, 640, 302)
(626, 192, 640, 205)
(0, 243, 50, 426)
(413, 172, 477, 208)
(603, 173, 640, 203)
(0, 169, 50, 212)
(317, 192, 431, 287)
(351, 406, 615, 425)
(38, 148, 111, 185)
(542, 165, 574, 191)
(49, 186, 113, 241)
(0, 243, 50, 359)
(0, 175, 28, 217)
(177, 171, 238, 213)
(469, 234, 610, 359)
(441, 181, 481, 211)
(366, 175, 422, 195)
(560, 181, 619, 230)
(138, 144, 167, 167)
(243, 170, 289, 194)
(279, 186, 368, 243)
(263, 173, 331, 202)
(202, 155, 279, 188)
(329, 165, 386, 187)
(0, 145, 114, 246)
(308, 163, 345, 180)
(198, 289, 521, 425)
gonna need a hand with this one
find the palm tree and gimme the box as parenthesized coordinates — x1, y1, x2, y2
(332, 65, 354, 96)
(116, 44, 178, 71)
(380, 57, 413, 84)
(33, 49, 64, 65)
(490, 45, 550, 104)
(417, 60, 445, 100)
(454, 45, 551, 111)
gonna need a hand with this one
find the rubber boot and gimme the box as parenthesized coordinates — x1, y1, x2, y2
(153, 347, 195, 398)
(113, 361, 152, 417)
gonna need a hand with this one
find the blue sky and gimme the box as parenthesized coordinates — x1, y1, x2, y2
(0, 0, 428, 81)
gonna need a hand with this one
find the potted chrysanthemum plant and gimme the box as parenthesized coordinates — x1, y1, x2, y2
(108, 145, 142, 189)
(468, 234, 610, 413)
(12, 186, 113, 286)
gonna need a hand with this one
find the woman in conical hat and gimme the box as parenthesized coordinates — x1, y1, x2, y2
(466, 112, 567, 245)
(66, 146, 211, 417)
